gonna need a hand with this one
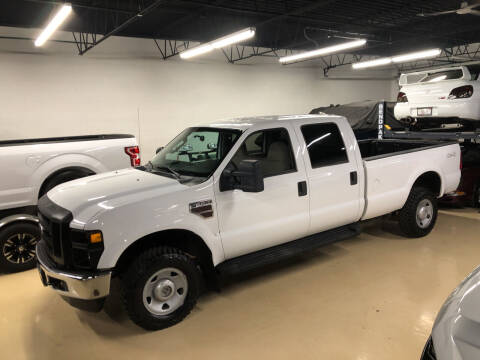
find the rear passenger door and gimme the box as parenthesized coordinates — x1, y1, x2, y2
(214, 125, 310, 260)
(293, 120, 363, 234)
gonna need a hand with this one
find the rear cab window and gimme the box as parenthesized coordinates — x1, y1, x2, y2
(419, 69, 463, 83)
(300, 123, 349, 168)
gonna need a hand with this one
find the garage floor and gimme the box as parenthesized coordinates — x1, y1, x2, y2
(1, 208, 479, 360)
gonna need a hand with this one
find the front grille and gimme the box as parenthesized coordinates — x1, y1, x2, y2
(37, 195, 104, 270)
(37, 195, 73, 268)
(420, 336, 436, 360)
(38, 212, 61, 258)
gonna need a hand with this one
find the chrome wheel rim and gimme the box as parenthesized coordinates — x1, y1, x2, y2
(142, 267, 188, 316)
(2, 233, 37, 264)
(416, 199, 433, 229)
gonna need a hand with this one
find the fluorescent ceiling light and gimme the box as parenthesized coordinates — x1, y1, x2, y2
(34, 3, 72, 47)
(352, 57, 392, 69)
(352, 48, 442, 69)
(278, 39, 367, 64)
(391, 48, 442, 63)
(180, 27, 255, 59)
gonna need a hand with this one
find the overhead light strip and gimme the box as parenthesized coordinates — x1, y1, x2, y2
(391, 49, 442, 63)
(180, 27, 256, 59)
(352, 48, 442, 69)
(34, 3, 72, 47)
(278, 39, 367, 64)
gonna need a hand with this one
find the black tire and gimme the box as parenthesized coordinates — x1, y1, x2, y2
(0, 222, 40, 272)
(474, 183, 480, 208)
(121, 246, 201, 331)
(40, 169, 93, 197)
(399, 187, 438, 238)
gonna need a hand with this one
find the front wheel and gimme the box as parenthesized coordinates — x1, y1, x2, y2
(398, 187, 438, 238)
(0, 222, 40, 272)
(121, 246, 201, 330)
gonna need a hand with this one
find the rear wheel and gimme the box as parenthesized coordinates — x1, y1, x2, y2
(0, 222, 40, 272)
(121, 246, 201, 330)
(399, 187, 438, 238)
(474, 183, 480, 208)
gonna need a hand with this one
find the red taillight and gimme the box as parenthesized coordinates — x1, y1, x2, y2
(448, 85, 473, 99)
(397, 92, 408, 103)
(125, 146, 141, 167)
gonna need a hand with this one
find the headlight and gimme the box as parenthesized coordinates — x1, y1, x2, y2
(70, 230, 104, 270)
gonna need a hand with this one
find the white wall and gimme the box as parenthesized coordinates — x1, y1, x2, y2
(0, 26, 396, 158)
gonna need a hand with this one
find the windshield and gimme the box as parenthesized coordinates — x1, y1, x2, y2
(148, 127, 241, 181)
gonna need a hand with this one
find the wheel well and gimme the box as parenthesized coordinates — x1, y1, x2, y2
(39, 166, 95, 198)
(115, 229, 215, 285)
(0, 216, 39, 232)
(412, 171, 442, 196)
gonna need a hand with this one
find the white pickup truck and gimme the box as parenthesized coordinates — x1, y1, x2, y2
(36, 115, 460, 330)
(0, 134, 139, 272)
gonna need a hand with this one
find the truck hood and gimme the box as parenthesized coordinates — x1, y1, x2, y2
(47, 168, 185, 226)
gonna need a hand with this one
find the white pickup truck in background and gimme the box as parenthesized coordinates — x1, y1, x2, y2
(35, 115, 460, 330)
(0, 134, 139, 272)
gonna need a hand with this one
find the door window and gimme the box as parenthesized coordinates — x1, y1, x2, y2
(301, 123, 348, 168)
(230, 128, 296, 178)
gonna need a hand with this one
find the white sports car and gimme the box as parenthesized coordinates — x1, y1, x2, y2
(394, 65, 480, 127)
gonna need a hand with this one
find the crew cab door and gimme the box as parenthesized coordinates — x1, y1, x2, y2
(214, 125, 310, 260)
(292, 119, 363, 234)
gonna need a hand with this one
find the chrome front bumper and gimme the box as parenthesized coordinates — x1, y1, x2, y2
(36, 241, 111, 300)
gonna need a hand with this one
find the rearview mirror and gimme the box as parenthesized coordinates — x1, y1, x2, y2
(156, 146, 164, 154)
(220, 160, 264, 193)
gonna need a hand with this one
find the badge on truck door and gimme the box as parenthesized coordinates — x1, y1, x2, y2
(189, 200, 214, 218)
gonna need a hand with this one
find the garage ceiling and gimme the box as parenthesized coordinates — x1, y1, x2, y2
(1, 0, 480, 67)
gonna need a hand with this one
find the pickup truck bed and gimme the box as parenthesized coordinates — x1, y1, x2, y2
(0, 133, 139, 272)
(358, 139, 456, 160)
(0, 134, 135, 147)
(357, 139, 460, 220)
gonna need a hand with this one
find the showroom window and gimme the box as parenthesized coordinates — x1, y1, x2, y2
(230, 128, 296, 178)
(301, 123, 349, 168)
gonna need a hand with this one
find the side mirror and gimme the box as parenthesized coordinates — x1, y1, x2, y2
(156, 146, 164, 154)
(220, 160, 264, 193)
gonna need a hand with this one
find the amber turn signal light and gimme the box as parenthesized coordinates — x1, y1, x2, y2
(89, 232, 103, 244)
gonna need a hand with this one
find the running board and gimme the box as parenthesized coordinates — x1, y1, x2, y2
(216, 223, 360, 277)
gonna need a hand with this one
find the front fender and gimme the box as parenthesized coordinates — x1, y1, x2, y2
(99, 224, 223, 270)
(83, 178, 223, 269)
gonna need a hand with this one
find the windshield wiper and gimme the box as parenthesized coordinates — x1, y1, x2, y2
(153, 165, 181, 179)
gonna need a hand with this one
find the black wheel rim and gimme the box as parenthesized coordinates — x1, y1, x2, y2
(2, 233, 37, 264)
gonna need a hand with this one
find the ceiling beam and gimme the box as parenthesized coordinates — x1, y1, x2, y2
(77, 0, 164, 55)
(24, 0, 136, 15)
